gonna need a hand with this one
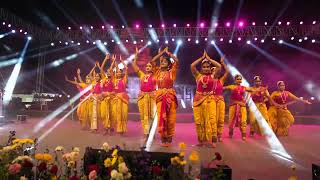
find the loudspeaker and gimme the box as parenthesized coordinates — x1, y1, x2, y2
(313, 164, 320, 180)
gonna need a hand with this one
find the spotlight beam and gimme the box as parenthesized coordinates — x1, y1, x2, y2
(230, 0, 244, 40)
(195, 0, 202, 40)
(282, 41, 320, 59)
(156, 0, 168, 41)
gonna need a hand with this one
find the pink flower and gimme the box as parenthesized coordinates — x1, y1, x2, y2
(8, 163, 21, 174)
(89, 170, 97, 180)
(62, 153, 72, 161)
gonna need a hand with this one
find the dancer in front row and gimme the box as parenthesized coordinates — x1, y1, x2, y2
(191, 51, 222, 147)
(151, 47, 179, 147)
(224, 74, 266, 141)
(268, 81, 311, 136)
(132, 48, 157, 144)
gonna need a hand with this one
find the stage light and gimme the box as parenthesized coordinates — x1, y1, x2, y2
(165, 40, 168, 44)
(67, 95, 70, 98)
(298, 39, 302, 42)
(252, 22, 256, 26)
(148, 24, 152, 28)
(51, 43, 54, 46)
(24, 32, 27, 35)
(304, 37, 308, 40)
(27, 36, 32, 40)
(102, 25, 105, 29)
(311, 97, 315, 100)
(278, 21, 281, 25)
(254, 37, 258, 41)
(261, 39, 265, 43)
(173, 24, 176, 27)
(110, 25, 114, 29)
(92, 42, 96, 45)
(71, 41, 74, 43)
(90, 26, 93, 29)
(300, 21, 303, 25)
(8, 24, 11, 27)
(214, 23, 218, 27)
(200, 22, 205, 28)
(246, 40, 251, 44)
(59, 41, 62, 43)
(313, 21, 316, 24)
(180, 99, 186, 109)
(19, 29, 23, 32)
(135, 24, 140, 28)
(122, 25, 125, 28)
(111, 39, 115, 42)
(272, 37, 276, 41)
(140, 39, 143, 43)
(226, 22, 231, 27)
(2, 22, 5, 25)
(77, 42, 81, 45)
(11, 30, 15, 33)
(80, 26, 82, 30)
(229, 40, 232, 43)
(86, 40, 89, 43)
(238, 37, 242, 41)
(59, 95, 62, 98)
(147, 41, 152, 45)
(279, 40, 283, 44)
(286, 22, 290, 25)
(187, 38, 191, 42)
(161, 24, 165, 28)
(238, 21, 244, 27)
(220, 38, 223, 42)
(264, 22, 268, 25)
(312, 39, 316, 43)
(291, 37, 294, 40)
(204, 38, 208, 41)
(171, 38, 175, 42)
(195, 40, 199, 44)
(210, 40, 215, 45)
(65, 42, 69, 45)
(177, 39, 182, 45)
(187, 23, 190, 27)
(156, 39, 159, 42)
(125, 39, 129, 42)
(133, 40, 137, 44)
(56, 27, 60, 30)
(103, 42, 107, 45)
(68, 26, 71, 30)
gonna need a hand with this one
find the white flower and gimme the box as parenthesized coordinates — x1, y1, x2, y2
(124, 172, 132, 179)
(72, 147, 80, 153)
(111, 170, 119, 179)
(102, 142, 110, 151)
(70, 151, 80, 161)
(118, 162, 129, 174)
(55, 146, 64, 152)
(116, 173, 124, 180)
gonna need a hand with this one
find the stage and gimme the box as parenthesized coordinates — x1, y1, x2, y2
(0, 115, 319, 180)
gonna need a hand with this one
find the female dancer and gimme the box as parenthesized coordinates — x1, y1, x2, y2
(65, 76, 90, 129)
(112, 56, 129, 135)
(132, 48, 157, 143)
(224, 74, 266, 141)
(99, 54, 116, 135)
(268, 81, 311, 136)
(90, 68, 102, 133)
(248, 76, 272, 137)
(211, 56, 229, 142)
(190, 51, 222, 147)
(151, 47, 179, 147)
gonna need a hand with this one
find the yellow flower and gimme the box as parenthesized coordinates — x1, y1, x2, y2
(43, 154, 53, 162)
(24, 139, 34, 144)
(104, 158, 112, 167)
(288, 176, 298, 180)
(12, 139, 21, 144)
(112, 149, 118, 157)
(179, 142, 187, 151)
(72, 147, 80, 153)
(111, 157, 117, 165)
(188, 151, 199, 163)
(118, 156, 124, 163)
(179, 152, 185, 157)
(68, 161, 75, 167)
(51, 176, 58, 180)
(70, 152, 80, 161)
(20, 176, 27, 180)
(171, 156, 181, 165)
(55, 146, 64, 152)
(35, 153, 44, 161)
(180, 160, 187, 166)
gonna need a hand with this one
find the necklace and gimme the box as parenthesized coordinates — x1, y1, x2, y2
(144, 74, 151, 83)
(280, 91, 287, 104)
(212, 78, 218, 94)
(201, 75, 209, 89)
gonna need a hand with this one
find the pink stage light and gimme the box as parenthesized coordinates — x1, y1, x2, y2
(299, 21, 303, 25)
(149, 24, 152, 28)
(264, 22, 268, 25)
(252, 22, 256, 26)
(110, 25, 114, 29)
(187, 23, 190, 27)
(200, 22, 205, 28)
(238, 21, 244, 27)
(187, 38, 191, 42)
(79, 26, 83, 30)
(90, 26, 93, 29)
(173, 24, 177, 27)
(68, 26, 71, 30)
(278, 21, 282, 25)
(101, 25, 105, 29)
(161, 24, 165, 28)
(214, 23, 218, 27)
(220, 38, 223, 42)
(226, 22, 231, 27)
(313, 21, 316, 24)
(135, 24, 140, 29)
(286, 22, 290, 25)
(237, 37, 241, 41)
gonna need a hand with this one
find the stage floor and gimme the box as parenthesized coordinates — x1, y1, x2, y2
(1, 117, 319, 180)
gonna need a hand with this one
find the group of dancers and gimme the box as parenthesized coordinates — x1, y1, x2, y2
(65, 47, 311, 148)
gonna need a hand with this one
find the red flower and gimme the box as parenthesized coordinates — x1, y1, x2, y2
(214, 152, 222, 161)
(50, 165, 58, 175)
(69, 176, 79, 180)
(37, 162, 47, 172)
(22, 160, 33, 169)
(87, 164, 99, 174)
(152, 166, 161, 175)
